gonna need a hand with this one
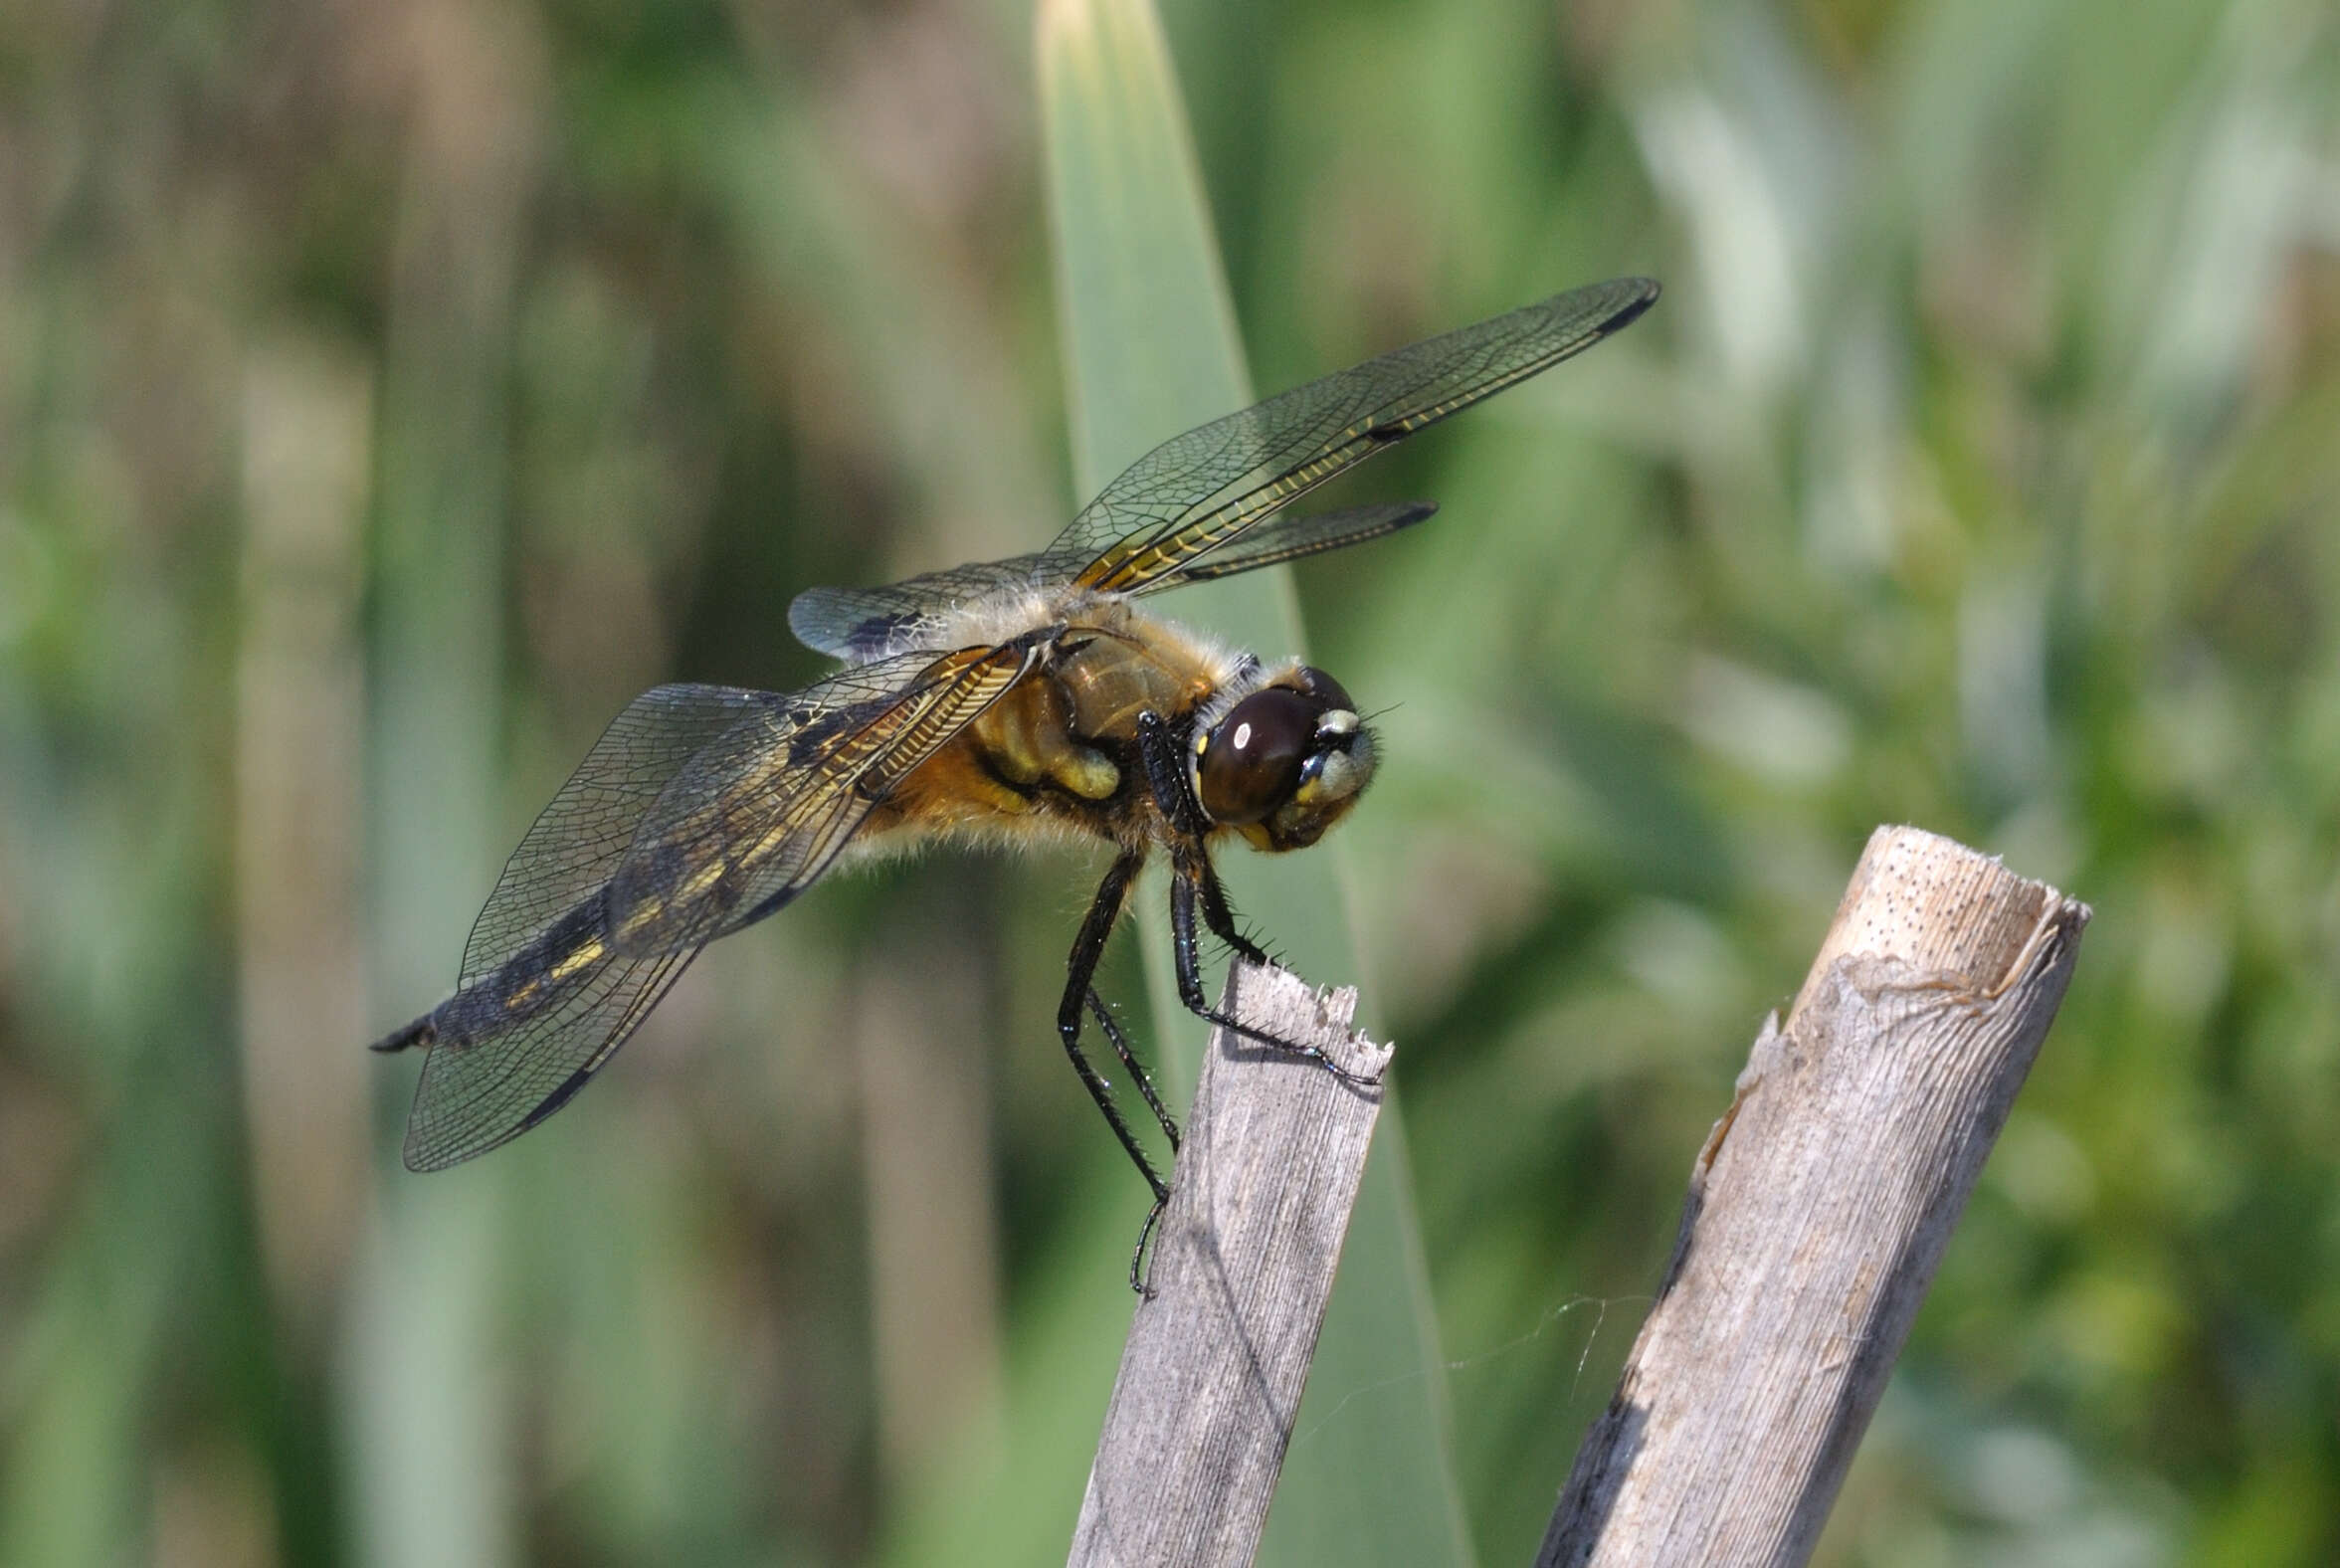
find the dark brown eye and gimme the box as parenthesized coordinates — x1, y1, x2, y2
(1196, 687, 1315, 825)
(1295, 666, 1354, 712)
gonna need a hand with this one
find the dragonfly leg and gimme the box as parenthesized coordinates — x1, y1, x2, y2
(1136, 707, 1269, 966)
(1129, 1190, 1168, 1298)
(1192, 854, 1270, 968)
(1059, 850, 1169, 1204)
(1169, 861, 1381, 1090)
(1086, 986, 1178, 1152)
(1136, 708, 1208, 838)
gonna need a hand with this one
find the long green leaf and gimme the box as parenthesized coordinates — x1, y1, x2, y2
(353, 147, 524, 1568)
(1039, 2, 1474, 1562)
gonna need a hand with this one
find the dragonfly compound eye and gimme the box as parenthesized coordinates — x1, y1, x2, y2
(1293, 665, 1355, 713)
(1197, 687, 1320, 825)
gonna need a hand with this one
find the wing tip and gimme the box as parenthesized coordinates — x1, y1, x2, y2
(1603, 276, 1661, 331)
(396, 1064, 596, 1174)
(787, 587, 846, 658)
(398, 1111, 453, 1174)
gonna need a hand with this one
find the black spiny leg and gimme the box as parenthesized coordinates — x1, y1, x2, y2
(1168, 859, 1381, 1089)
(1137, 708, 1207, 837)
(1059, 851, 1169, 1204)
(1063, 852, 1184, 1293)
(1087, 987, 1178, 1152)
(1192, 856, 1269, 968)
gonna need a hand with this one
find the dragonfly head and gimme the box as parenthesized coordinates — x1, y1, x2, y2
(1192, 665, 1376, 853)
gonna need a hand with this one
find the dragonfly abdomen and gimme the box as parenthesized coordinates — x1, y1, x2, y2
(433, 896, 616, 1047)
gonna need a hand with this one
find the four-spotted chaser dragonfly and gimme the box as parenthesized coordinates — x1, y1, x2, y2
(371, 276, 1658, 1227)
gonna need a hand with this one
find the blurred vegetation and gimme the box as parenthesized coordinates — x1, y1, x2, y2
(3, 0, 2337, 1564)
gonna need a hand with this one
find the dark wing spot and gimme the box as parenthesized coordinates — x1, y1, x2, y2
(519, 1066, 597, 1132)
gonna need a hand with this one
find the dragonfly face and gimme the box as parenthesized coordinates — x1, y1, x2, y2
(1190, 664, 1371, 852)
(371, 275, 1658, 1231)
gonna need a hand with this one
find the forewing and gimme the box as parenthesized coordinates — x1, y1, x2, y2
(788, 555, 1047, 661)
(1124, 500, 1436, 593)
(459, 685, 770, 987)
(605, 638, 1045, 953)
(1044, 276, 1658, 595)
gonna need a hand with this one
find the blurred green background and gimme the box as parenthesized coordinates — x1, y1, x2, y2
(4, 0, 2338, 1563)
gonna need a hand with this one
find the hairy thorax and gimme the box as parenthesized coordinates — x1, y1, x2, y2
(861, 594, 1239, 853)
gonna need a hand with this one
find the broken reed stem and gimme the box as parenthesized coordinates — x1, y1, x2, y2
(1540, 824, 2090, 1567)
(1069, 960, 1391, 1568)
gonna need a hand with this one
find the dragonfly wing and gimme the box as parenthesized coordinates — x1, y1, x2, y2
(395, 648, 1022, 1173)
(1124, 500, 1436, 593)
(1040, 276, 1658, 595)
(605, 636, 1047, 954)
(397, 684, 779, 1171)
(402, 939, 703, 1171)
(458, 684, 770, 987)
(787, 555, 1048, 661)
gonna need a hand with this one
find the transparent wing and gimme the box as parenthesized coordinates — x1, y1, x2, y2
(403, 940, 702, 1171)
(1122, 500, 1436, 593)
(783, 505, 1431, 652)
(1043, 276, 1658, 595)
(604, 637, 1045, 953)
(784, 279, 1653, 656)
(459, 684, 770, 987)
(397, 645, 1039, 1171)
(787, 555, 1046, 661)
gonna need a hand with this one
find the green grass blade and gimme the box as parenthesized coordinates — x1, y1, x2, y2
(352, 158, 524, 1568)
(1039, 2, 1474, 1562)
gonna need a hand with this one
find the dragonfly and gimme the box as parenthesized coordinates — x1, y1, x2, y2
(371, 275, 1658, 1254)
